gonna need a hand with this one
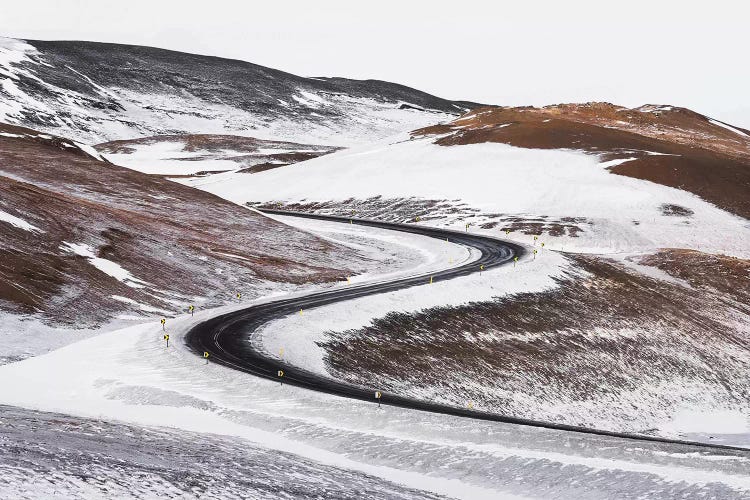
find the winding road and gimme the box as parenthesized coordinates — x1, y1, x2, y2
(186, 209, 747, 453)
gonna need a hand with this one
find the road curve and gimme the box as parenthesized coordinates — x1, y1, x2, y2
(186, 209, 748, 453)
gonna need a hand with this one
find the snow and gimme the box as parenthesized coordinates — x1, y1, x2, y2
(599, 156, 638, 168)
(0, 209, 42, 233)
(72, 140, 106, 161)
(0, 37, 458, 147)
(292, 89, 330, 108)
(0, 274, 749, 498)
(709, 118, 750, 138)
(61, 242, 149, 288)
(1, 215, 749, 497)
(111, 295, 172, 315)
(186, 134, 750, 258)
(100, 140, 243, 175)
(663, 409, 750, 435)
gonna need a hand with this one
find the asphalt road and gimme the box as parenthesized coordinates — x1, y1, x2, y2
(185, 209, 748, 453)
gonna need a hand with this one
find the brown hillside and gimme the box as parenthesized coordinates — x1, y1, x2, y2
(0, 123, 354, 326)
(415, 103, 750, 219)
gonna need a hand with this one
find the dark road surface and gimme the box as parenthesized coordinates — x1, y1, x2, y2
(186, 209, 748, 453)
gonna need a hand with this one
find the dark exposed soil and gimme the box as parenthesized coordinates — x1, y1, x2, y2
(414, 103, 750, 220)
(0, 123, 356, 326)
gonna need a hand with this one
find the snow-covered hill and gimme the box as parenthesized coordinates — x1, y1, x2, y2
(0, 37, 474, 147)
(183, 104, 750, 441)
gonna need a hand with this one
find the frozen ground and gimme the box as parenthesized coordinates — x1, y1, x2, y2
(0, 405, 443, 500)
(1, 216, 749, 498)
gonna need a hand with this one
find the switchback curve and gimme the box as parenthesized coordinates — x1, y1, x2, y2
(185, 209, 749, 454)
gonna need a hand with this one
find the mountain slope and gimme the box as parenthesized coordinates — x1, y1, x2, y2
(0, 37, 476, 146)
(0, 122, 356, 330)
(416, 102, 750, 220)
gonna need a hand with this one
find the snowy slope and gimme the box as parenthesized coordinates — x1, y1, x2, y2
(1, 296, 749, 499)
(183, 134, 750, 258)
(0, 122, 364, 349)
(0, 37, 474, 146)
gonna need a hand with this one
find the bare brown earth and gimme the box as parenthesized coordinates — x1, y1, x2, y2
(0, 123, 356, 326)
(414, 103, 750, 220)
(95, 134, 339, 173)
(319, 251, 750, 430)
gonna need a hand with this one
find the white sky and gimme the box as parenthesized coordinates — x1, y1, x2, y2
(2, 0, 749, 128)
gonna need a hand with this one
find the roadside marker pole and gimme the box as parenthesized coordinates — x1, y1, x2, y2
(204, 351, 210, 364)
(163, 334, 169, 348)
(429, 276, 433, 284)
(188, 305, 195, 317)
(278, 369, 284, 386)
(375, 391, 382, 408)
(533, 249, 538, 260)
(480, 264, 484, 276)
(160, 318, 166, 331)
(514, 256, 518, 267)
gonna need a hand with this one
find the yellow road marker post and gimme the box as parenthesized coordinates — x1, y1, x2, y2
(203, 351, 210, 364)
(533, 249, 538, 260)
(160, 318, 166, 331)
(514, 256, 518, 267)
(429, 276, 433, 284)
(278, 369, 284, 386)
(163, 334, 169, 348)
(480, 264, 484, 276)
(375, 391, 382, 408)
(188, 305, 195, 317)
(533, 235, 538, 246)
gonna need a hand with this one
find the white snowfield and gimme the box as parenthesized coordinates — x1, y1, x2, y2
(1, 216, 749, 499)
(183, 134, 750, 259)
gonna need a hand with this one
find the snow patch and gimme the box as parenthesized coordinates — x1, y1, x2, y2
(0, 209, 42, 233)
(61, 242, 149, 288)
